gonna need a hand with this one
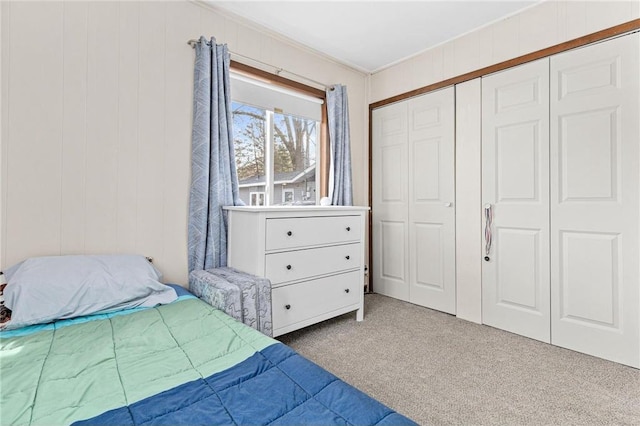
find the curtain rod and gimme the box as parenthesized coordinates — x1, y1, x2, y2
(187, 39, 332, 91)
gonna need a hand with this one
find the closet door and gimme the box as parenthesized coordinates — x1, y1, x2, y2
(372, 88, 456, 312)
(550, 34, 639, 368)
(481, 58, 551, 343)
(372, 102, 409, 300)
(407, 88, 456, 314)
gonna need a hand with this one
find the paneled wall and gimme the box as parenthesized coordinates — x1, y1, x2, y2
(0, 1, 367, 284)
(370, 0, 640, 102)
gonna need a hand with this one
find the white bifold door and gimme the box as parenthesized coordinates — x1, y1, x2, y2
(550, 34, 639, 367)
(482, 34, 639, 367)
(372, 87, 456, 314)
(481, 58, 551, 343)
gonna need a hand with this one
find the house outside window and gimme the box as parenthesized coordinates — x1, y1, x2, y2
(230, 72, 323, 206)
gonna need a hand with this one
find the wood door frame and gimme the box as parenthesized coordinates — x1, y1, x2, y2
(367, 19, 640, 292)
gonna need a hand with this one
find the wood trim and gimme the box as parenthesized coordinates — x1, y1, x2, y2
(366, 19, 640, 295)
(369, 19, 640, 110)
(319, 102, 330, 198)
(367, 107, 373, 292)
(230, 60, 326, 99)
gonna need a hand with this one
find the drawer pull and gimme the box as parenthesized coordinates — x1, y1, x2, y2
(345, 255, 350, 260)
(344, 289, 350, 293)
(285, 304, 291, 310)
(287, 231, 293, 236)
(286, 264, 292, 270)
(346, 226, 351, 231)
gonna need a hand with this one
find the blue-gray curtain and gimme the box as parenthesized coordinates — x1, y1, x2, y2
(326, 85, 353, 206)
(188, 37, 241, 273)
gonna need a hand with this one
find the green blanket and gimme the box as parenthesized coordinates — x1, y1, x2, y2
(0, 298, 275, 425)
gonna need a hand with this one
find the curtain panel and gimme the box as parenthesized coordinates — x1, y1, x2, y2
(326, 85, 353, 206)
(188, 37, 241, 273)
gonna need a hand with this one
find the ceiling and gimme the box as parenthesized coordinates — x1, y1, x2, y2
(208, 1, 540, 73)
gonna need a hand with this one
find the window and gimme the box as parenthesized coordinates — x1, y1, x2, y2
(282, 188, 294, 204)
(249, 192, 265, 206)
(230, 68, 325, 206)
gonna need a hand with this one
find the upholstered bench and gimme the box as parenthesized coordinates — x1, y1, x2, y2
(189, 267, 272, 337)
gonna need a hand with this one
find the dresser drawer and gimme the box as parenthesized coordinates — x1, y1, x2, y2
(266, 243, 361, 285)
(272, 271, 360, 331)
(265, 216, 360, 251)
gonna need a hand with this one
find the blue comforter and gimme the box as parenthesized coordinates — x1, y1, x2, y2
(77, 343, 413, 425)
(1, 288, 415, 425)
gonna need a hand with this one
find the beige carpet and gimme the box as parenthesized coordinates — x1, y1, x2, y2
(278, 294, 640, 425)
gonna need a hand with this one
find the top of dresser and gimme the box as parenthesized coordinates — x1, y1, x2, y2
(223, 206, 370, 213)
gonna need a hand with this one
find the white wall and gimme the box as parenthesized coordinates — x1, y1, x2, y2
(370, 0, 640, 103)
(0, 0, 368, 284)
(454, 79, 482, 324)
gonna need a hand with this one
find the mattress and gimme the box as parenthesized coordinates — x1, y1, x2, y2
(0, 289, 415, 425)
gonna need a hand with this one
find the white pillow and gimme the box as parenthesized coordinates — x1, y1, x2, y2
(2, 254, 177, 330)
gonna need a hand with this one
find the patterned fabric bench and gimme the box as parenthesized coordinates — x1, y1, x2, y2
(189, 267, 272, 337)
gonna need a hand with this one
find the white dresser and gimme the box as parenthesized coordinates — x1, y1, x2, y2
(224, 206, 369, 337)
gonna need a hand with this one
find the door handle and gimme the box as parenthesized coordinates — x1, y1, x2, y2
(484, 203, 493, 261)
(444, 202, 452, 207)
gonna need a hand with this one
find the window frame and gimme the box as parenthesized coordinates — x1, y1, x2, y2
(230, 61, 330, 200)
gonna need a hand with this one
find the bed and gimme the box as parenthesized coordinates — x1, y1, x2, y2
(0, 255, 416, 425)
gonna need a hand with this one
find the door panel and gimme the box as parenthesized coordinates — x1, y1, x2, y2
(559, 231, 619, 326)
(413, 138, 441, 201)
(482, 58, 551, 343)
(381, 145, 404, 201)
(372, 87, 456, 313)
(415, 223, 443, 290)
(551, 34, 639, 368)
(496, 228, 541, 311)
(380, 220, 406, 282)
(559, 109, 618, 201)
(372, 102, 409, 300)
(496, 122, 540, 202)
(408, 87, 456, 314)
